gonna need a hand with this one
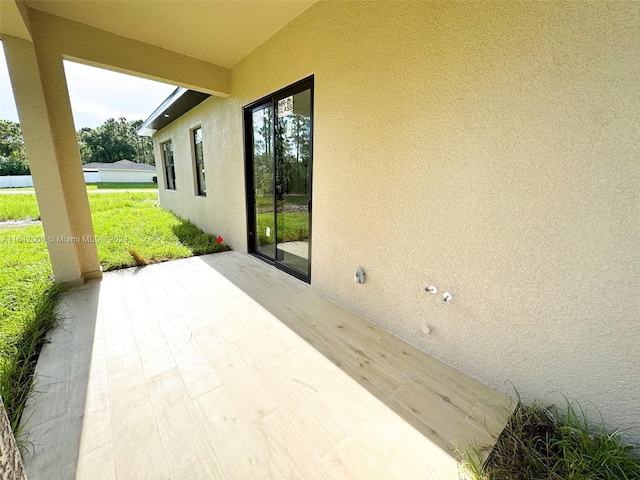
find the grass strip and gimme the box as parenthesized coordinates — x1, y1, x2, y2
(89, 192, 228, 270)
(85, 182, 157, 189)
(462, 396, 640, 479)
(256, 212, 309, 245)
(0, 283, 66, 446)
(0, 194, 40, 221)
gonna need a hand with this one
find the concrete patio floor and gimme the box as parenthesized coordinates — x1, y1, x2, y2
(21, 251, 513, 479)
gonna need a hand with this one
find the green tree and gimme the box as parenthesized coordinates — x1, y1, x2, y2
(0, 120, 26, 161)
(276, 110, 310, 197)
(129, 119, 154, 165)
(254, 108, 274, 196)
(77, 118, 154, 165)
(76, 127, 93, 163)
(288, 112, 311, 195)
(79, 118, 136, 163)
(0, 117, 155, 174)
(0, 156, 30, 175)
(0, 120, 29, 175)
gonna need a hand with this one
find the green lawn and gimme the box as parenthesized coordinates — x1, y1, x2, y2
(0, 181, 157, 195)
(257, 212, 309, 245)
(85, 182, 158, 189)
(0, 191, 228, 271)
(0, 191, 226, 437)
(255, 194, 308, 212)
(89, 193, 226, 270)
(253, 194, 309, 246)
(0, 195, 40, 221)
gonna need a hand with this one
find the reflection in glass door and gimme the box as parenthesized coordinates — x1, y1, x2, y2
(245, 77, 313, 282)
(251, 104, 276, 260)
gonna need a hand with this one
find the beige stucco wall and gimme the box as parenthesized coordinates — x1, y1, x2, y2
(154, 96, 246, 248)
(98, 169, 155, 183)
(154, 1, 640, 443)
(27, 8, 229, 96)
(2, 34, 100, 283)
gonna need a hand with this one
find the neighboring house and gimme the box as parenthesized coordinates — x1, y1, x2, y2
(2, 0, 639, 447)
(82, 159, 156, 183)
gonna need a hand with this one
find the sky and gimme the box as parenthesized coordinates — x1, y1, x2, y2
(0, 44, 176, 129)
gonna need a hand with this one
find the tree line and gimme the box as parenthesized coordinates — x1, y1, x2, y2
(253, 108, 311, 199)
(0, 118, 154, 176)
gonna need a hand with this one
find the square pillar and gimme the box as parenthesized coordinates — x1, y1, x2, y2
(2, 35, 101, 283)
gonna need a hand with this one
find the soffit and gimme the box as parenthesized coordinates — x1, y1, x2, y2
(138, 88, 210, 136)
(0, 0, 31, 39)
(25, 0, 316, 68)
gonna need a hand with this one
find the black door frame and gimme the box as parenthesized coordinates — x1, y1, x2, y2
(243, 76, 314, 283)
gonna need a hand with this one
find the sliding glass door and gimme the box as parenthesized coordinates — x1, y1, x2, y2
(245, 78, 313, 282)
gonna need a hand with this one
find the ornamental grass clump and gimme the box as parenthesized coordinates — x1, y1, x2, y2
(462, 395, 640, 480)
(0, 282, 66, 447)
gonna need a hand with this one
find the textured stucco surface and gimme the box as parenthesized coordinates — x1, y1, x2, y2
(154, 96, 247, 251)
(26, 9, 230, 96)
(2, 35, 98, 282)
(155, 1, 640, 443)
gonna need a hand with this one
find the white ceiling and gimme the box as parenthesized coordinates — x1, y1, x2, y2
(26, 0, 316, 68)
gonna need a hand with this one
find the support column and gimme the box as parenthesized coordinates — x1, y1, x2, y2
(2, 35, 101, 283)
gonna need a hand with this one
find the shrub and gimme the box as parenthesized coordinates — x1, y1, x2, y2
(462, 396, 640, 479)
(0, 156, 30, 176)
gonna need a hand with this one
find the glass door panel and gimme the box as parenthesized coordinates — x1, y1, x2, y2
(251, 104, 275, 259)
(246, 77, 313, 282)
(275, 89, 311, 276)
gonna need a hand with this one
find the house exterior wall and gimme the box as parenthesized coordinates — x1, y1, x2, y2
(154, 1, 640, 443)
(83, 171, 100, 184)
(154, 97, 241, 245)
(98, 169, 155, 183)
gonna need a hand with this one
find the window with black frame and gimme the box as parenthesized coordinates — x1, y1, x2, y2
(193, 127, 206, 196)
(162, 140, 176, 190)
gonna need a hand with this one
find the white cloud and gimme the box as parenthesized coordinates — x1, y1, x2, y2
(71, 101, 148, 123)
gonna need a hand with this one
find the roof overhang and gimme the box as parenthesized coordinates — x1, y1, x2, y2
(0, 0, 32, 40)
(23, 1, 316, 69)
(138, 88, 210, 137)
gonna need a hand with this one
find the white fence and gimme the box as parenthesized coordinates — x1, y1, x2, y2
(0, 171, 106, 188)
(0, 175, 34, 188)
